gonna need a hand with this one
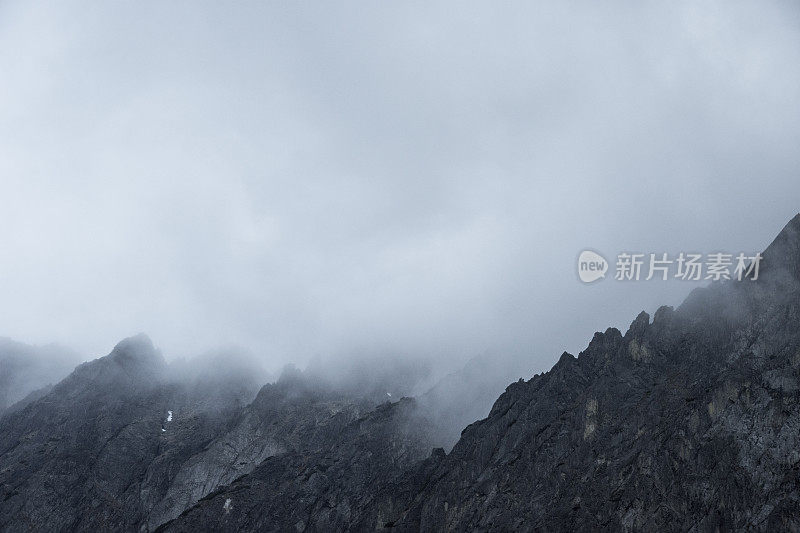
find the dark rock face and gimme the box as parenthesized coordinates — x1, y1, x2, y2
(144, 369, 371, 529)
(0, 334, 261, 532)
(160, 398, 437, 532)
(387, 214, 800, 531)
(3, 215, 800, 532)
(0, 335, 434, 532)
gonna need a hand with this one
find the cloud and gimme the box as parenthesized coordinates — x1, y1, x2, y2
(0, 1, 799, 378)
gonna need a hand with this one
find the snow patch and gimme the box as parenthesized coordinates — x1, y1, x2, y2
(223, 498, 233, 514)
(161, 410, 173, 433)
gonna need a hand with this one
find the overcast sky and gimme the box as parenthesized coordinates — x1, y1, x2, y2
(1, 1, 799, 377)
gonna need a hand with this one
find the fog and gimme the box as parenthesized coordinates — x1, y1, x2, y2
(1, 1, 799, 382)
(0, 337, 80, 411)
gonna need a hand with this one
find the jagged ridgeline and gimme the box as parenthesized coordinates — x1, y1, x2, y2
(2, 214, 800, 532)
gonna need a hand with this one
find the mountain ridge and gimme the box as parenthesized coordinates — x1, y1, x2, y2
(1, 214, 799, 531)
(162, 214, 800, 531)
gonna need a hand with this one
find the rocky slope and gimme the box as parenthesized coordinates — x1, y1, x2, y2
(394, 213, 800, 531)
(0, 335, 262, 531)
(159, 397, 437, 532)
(0, 336, 440, 531)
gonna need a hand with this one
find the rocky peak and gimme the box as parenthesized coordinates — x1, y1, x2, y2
(760, 213, 800, 284)
(625, 310, 651, 339)
(652, 304, 675, 324)
(102, 333, 166, 388)
(109, 333, 161, 365)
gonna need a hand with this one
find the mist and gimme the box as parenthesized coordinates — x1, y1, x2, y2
(0, 338, 80, 412)
(1, 0, 799, 385)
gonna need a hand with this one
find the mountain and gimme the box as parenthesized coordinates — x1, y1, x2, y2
(162, 214, 800, 531)
(0, 335, 440, 531)
(2, 215, 799, 532)
(395, 213, 800, 530)
(0, 334, 262, 531)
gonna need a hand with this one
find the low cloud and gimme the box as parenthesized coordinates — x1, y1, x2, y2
(0, 1, 798, 381)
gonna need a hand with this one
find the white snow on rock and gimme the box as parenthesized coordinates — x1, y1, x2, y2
(223, 498, 233, 514)
(161, 410, 174, 433)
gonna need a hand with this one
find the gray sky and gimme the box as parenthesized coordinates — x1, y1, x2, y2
(1, 1, 799, 377)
